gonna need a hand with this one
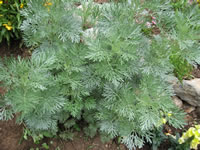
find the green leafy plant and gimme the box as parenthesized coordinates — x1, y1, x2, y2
(23, 127, 54, 144)
(42, 143, 49, 150)
(157, 2, 200, 81)
(55, 147, 61, 150)
(20, 0, 82, 47)
(77, 0, 100, 30)
(170, 53, 193, 81)
(151, 127, 167, 150)
(171, 0, 188, 10)
(0, 0, 26, 44)
(1, 0, 200, 150)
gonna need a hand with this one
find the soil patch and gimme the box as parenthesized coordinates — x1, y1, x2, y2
(192, 65, 200, 78)
(0, 40, 30, 58)
(0, 119, 127, 150)
(0, 119, 34, 150)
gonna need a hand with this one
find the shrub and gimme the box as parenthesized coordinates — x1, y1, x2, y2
(0, 0, 26, 44)
(1, 0, 200, 149)
(20, 0, 82, 47)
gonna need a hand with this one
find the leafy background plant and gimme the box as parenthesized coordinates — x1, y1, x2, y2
(0, 0, 26, 44)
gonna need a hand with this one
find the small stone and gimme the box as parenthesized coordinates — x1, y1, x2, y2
(167, 76, 179, 85)
(185, 106, 195, 113)
(185, 114, 193, 122)
(173, 78, 200, 107)
(118, 144, 126, 150)
(172, 96, 183, 108)
(77, 5, 83, 9)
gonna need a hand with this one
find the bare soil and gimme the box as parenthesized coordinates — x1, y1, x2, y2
(0, 40, 30, 58)
(0, 118, 128, 150)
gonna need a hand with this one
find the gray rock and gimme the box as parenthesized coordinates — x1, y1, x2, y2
(167, 76, 179, 85)
(173, 78, 200, 107)
(172, 96, 183, 108)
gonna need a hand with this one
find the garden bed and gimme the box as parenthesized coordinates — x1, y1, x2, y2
(0, 37, 200, 150)
(1, 0, 200, 150)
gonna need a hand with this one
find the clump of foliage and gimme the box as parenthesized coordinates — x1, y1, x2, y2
(0, 0, 200, 149)
(178, 125, 200, 150)
(167, 0, 200, 81)
(170, 52, 193, 81)
(171, 0, 188, 10)
(0, 0, 27, 44)
(20, 0, 82, 47)
(157, 0, 200, 81)
(153, 124, 200, 150)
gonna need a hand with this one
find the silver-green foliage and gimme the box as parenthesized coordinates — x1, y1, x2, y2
(1, 0, 200, 149)
(20, 0, 82, 46)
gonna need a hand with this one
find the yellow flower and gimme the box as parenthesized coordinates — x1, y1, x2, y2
(0, 14, 3, 17)
(178, 137, 185, 144)
(187, 127, 196, 138)
(0, 1, 3, 4)
(197, 0, 200, 3)
(165, 133, 176, 139)
(44, 1, 52, 11)
(191, 138, 200, 150)
(160, 118, 167, 124)
(165, 133, 171, 136)
(178, 125, 200, 149)
(194, 130, 200, 138)
(44, 2, 52, 7)
(195, 125, 200, 129)
(6, 25, 12, 31)
(167, 113, 172, 117)
(3, 24, 13, 31)
(20, 3, 24, 9)
(156, 118, 167, 127)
